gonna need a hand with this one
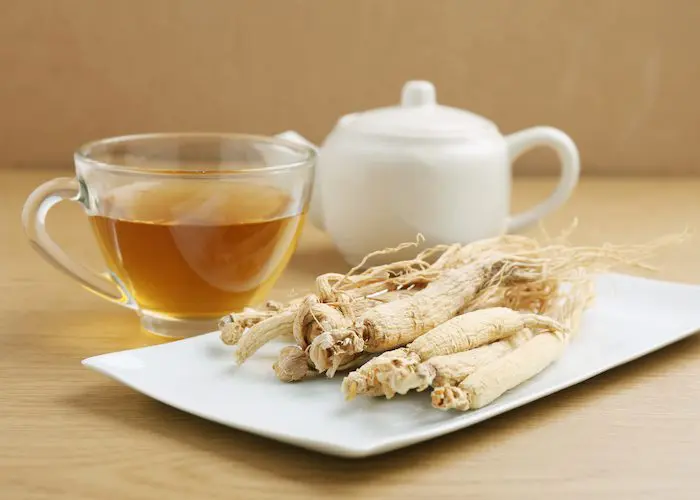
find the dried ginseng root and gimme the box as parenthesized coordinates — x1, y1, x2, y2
(223, 246, 436, 366)
(309, 256, 544, 375)
(270, 296, 371, 381)
(343, 330, 536, 399)
(219, 229, 680, 386)
(235, 294, 380, 365)
(219, 300, 292, 346)
(222, 236, 534, 371)
(419, 329, 534, 387)
(338, 278, 562, 397)
(273, 345, 373, 382)
(235, 288, 424, 381)
(341, 307, 564, 399)
(234, 309, 298, 363)
(431, 279, 594, 411)
(467, 278, 560, 314)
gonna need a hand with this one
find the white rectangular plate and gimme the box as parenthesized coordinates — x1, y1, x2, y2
(83, 274, 700, 458)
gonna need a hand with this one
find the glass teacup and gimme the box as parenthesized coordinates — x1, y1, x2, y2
(22, 133, 315, 338)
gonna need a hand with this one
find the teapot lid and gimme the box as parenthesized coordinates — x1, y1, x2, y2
(339, 80, 500, 140)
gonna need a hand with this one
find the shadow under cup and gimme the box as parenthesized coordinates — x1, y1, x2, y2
(23, 134, 316, 338)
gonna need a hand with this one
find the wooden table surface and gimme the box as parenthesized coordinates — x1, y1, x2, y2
(3, 169, 700, 499)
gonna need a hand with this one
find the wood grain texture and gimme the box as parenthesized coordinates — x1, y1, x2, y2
(2, 170, 700, 498)
(1, 0, 699, 175)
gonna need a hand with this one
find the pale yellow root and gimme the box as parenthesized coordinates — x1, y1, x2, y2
(219, 299, 300, 346)
(364, 289, 420, 304)
(431, 278, 595, 411)
(220, 321, 246, 346)
(431, 332, 565, 410)
(235, 310, 296, 363)
(430, 329, 535, 386)
(328, 234, 540, 296)
(295, 293, 392, 346)
(274, 345, 373, 383)
(468, 279, 559, 314)
(223, 248, 430, 360)
(222, 229, 680, 351)
(292, 296, 347, 348)
(408, 307, 563, 360)
(219, 307, 281, 345)
(310, 264, 489, 373)
(328, 231, 683, 311)
(309, 257, 542, 374)
(362, 329, 535, 398)
(341, 305, 564, 399)
(288, 292, 419, 377)
(273, 346, 310, 382)
(225, 231, 669, 383)
(234, 293, 386, 368)
(307, 328, 365, 377)
(341, 348, 417, 399)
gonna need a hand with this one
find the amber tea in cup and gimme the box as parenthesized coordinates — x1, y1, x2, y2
(23, 134, 315, 337)
(90, 181, 305, 318)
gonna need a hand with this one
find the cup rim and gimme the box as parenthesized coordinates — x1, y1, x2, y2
(75, 132, 316, 175)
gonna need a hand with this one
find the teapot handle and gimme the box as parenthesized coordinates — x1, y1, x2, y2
(506, 127, 580, 232)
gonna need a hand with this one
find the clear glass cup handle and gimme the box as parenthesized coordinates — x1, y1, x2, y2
(21, 177, 129, 306)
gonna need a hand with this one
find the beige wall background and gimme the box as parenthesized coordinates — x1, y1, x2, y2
(1, 0, 698, 174)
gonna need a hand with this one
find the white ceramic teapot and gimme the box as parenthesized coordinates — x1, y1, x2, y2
(280, 80, 580, 266)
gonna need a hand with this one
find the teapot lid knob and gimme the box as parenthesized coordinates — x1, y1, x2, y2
(401, 80, 436, 107)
